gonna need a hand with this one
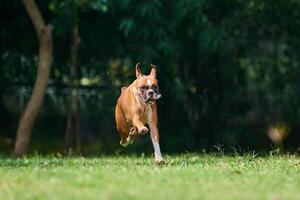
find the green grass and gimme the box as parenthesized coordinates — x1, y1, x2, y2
(1, 154, 300, 200)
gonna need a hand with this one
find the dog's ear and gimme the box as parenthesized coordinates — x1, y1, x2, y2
(150, 64, 156, 78)
(136, 63, 143, 79)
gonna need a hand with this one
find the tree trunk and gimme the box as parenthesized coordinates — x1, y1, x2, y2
(14, 0, 53, 156)
(65, 24, 81, 153)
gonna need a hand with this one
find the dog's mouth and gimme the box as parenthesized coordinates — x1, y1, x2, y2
(139, 88, 161, 104)
(145, 98, 155, 104)
(144, 93, 161, 104)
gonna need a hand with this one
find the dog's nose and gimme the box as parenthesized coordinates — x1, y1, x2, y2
(148, 91, 154, 96)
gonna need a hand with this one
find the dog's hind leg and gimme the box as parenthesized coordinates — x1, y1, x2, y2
(115, 104, 137, 147)
(115, 104, 130, 147)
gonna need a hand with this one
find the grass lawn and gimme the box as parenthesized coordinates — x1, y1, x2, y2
(0, 154, 300, 200)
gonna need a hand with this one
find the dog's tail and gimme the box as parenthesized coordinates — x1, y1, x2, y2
(121, 87, 127, 92)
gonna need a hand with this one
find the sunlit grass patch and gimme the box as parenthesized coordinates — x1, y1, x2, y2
(0, 154, 300, 200)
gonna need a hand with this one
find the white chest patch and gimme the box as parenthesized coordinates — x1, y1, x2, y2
(146, 106, 152, 124)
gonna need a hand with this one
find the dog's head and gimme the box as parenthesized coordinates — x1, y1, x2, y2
(134, 63, 161, 104)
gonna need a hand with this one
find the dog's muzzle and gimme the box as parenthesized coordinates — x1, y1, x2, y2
(144, 89, 161, 103)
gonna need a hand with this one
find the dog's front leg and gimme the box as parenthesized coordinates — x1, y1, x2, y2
(148, 122, 164, 164)
(132, 115, 149, 135)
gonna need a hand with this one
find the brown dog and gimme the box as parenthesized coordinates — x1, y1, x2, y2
(115, 63, 164, 164)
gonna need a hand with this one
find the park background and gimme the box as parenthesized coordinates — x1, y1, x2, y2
(1, 0, 300, 156)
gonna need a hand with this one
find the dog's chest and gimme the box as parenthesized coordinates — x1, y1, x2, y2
(139, 105, 152, 124)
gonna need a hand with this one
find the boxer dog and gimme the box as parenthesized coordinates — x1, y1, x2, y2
(115, 63, 164, 164)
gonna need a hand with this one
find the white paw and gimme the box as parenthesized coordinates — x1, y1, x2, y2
(138, 126, 149, 135)
(120, 140, 130, 147)
(155, 159, 165, 165)
(127, 136, 135, 144)
(120, 136, 135, 147)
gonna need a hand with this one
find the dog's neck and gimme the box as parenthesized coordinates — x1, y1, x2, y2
(132, 85, 146, 109)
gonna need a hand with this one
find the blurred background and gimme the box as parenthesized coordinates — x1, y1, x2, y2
(1, 0, 300, 155)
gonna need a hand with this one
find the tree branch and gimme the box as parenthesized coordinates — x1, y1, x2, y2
(21, 0, 46, 38)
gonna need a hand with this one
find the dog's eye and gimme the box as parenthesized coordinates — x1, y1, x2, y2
(152, 86, 158, 92)
(141, 86, 147, 90)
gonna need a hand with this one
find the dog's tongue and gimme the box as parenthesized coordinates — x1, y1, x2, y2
(154, 93, 161, 99)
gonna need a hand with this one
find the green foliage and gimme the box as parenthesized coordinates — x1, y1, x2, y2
(1, 0, 300, 152)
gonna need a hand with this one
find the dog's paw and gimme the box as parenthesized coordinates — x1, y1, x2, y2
(128, 138, 134, 144)
(120, 135, 135, 147)
(129, 127, 137, 136)
(155, 159, 165, 166)
(127, 135, 135, 144)
(120, 140, 129, 147)
(138, 126, 149, 135)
